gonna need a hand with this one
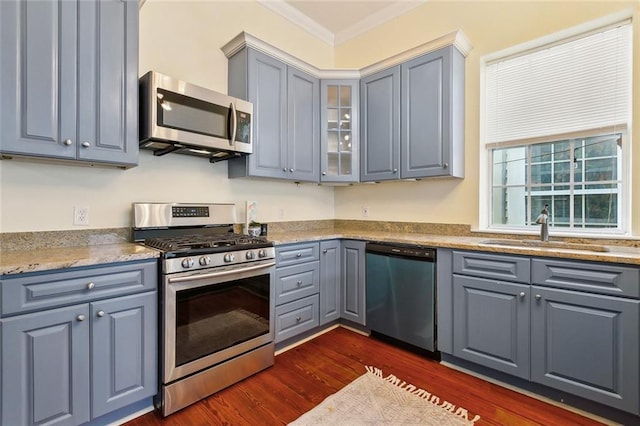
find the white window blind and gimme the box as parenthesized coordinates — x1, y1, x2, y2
(485, 23, 632, 144)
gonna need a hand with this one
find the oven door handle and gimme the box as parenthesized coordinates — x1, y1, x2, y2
(167, 262, 275, 284)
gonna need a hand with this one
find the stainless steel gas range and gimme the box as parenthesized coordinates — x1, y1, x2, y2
(133, 203, 275, 416)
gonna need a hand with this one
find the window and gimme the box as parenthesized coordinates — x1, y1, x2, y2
(482, 20, 632, 234)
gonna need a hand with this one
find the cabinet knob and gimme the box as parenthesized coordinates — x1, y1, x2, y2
(295, 316, 301, 322)
(96, 310, 105, 318)
(322, 171, 327, 176)
(323, 249, 328, 254)
(443, 162, 449, 169)
(296, 253, 302, 258)
(77, 314, 86, 322)
(535, 294, 542, 301)
(519, 292, 525, 299)
(63, 139, 73, 146)
(296, 280, 302, 287)
(282, 168, 287, 172)
(393, 168, 398, 174)
(289, 168, 294, 173)
(87, 282, 95, 290)
(81, 142, 90, 148)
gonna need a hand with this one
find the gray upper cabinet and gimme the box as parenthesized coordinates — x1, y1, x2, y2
(228, 48, 319, 182)
(320, 80, 359, 183)
(361, 46, 464, 182)
(0, 0, 139, 167)
(401, 46, 464, 178)
(360, 66, 401, 182)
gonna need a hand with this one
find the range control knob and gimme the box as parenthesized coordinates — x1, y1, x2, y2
(258, 249, 267, 258)
(223, 253, 235, 263)
(199, 256, 211, 266)
(181, 258, 194, 269)
(246, 251, 255, 260)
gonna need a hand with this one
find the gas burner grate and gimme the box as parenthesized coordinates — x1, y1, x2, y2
(143, 233, 269, 253)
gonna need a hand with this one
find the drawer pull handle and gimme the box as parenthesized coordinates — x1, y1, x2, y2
(87, 282, 95, 290)
(96, 310, 105, 318)
(296, 253, 302, 258)
(77, 314, 86, 322)
(296, 280, 302, 286)
(295, 316, 301, 322)
(519, 292, 525, 299)
(322, 249, 328, 254)
(535, 294, 542, 301)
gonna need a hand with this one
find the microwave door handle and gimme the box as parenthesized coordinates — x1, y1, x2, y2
(229, 102, 237, 146)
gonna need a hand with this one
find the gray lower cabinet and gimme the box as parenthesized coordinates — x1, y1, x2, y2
(452, 275, 530, 380)
(0, 0, 139, 167)
(360, 46, 464, 182)
(0, 260, 157, 425)
(442, 250, 640, 415)
(274, 243, 320, 343)
(530, 285, 639, 414)
(340, 240, 366, 325)
(319, 240, 341, 324)
(228, 48, 319, 182)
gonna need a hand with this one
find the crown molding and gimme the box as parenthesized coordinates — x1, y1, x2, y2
(334, 1, 427, 46)
(256, 0, 335, 46)
(222, 30, 472, 80)
(360, 30, 472, 77)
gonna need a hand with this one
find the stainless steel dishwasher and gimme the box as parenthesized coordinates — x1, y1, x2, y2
(365, 242, 438, 357)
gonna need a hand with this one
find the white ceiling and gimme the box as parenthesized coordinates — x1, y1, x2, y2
(258, 0, 428, 46)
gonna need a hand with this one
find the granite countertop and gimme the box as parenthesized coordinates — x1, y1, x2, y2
(267, 229, 640, 266)
(3, 225, 640, 276)
(0, 243, 160, 276)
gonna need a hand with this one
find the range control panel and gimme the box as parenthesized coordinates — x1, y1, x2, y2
(172, 206, 209, 218)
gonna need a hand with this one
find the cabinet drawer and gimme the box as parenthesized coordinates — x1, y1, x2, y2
(274, 294, 319, 343)
(276, 242, 319, 267)
(453, 251, 530, 283)
(275, 262, 319, 306)
(532, 258, 640, 298)
(1, 260, 157, 316)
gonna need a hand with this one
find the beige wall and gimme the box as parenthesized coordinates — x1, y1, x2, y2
(334, 1, 640, 235)
(1, 1, 637, 235)
(0, 0, 336, 232)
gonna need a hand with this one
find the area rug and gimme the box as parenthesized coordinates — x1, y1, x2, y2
(290, 366, 480, 425)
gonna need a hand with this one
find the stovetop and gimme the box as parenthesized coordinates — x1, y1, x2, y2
(143, 233, 272, 255)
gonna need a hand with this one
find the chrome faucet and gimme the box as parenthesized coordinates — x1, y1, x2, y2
(535, 204, 550, 242)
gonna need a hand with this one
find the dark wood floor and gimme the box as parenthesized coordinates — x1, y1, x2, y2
(126, 327, 605, 425)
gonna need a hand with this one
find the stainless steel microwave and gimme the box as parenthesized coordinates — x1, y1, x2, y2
(139, 71, 253, 162)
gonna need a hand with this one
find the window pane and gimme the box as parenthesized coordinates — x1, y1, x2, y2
(584, 194, 617, 226)
(531, 163, 551, 184)
(554, 161, 570, 183)
(327, 86, 338, 107)
(554, 141, 571, 161)
(493, 147, 526, 186)
(339, 86, 351, 106)
(585, 158, 617, 182)
(492, 186, 527, 225)
(530, 196, 551, 226)
(531, 143, 552, 163)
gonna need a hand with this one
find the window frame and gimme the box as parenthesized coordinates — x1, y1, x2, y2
(478, 14, 633, 237)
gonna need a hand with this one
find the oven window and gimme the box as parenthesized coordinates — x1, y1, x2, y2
(175, 273, 270, 367)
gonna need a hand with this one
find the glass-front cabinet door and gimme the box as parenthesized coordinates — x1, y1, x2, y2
(320, 80, 359, 183)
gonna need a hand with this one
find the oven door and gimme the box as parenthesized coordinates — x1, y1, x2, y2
(162, 260, 275, 384)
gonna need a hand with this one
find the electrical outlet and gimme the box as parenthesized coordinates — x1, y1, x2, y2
(362, 206, 369, 217)
(73, 206, 89, 226)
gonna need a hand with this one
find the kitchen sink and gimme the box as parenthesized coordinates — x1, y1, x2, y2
(480, 239, 609, 252)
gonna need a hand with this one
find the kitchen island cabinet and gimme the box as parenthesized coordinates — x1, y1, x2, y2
(0, 259, 157, 425)
(439, 249, 640, 415)
(0, 0, 139, 167)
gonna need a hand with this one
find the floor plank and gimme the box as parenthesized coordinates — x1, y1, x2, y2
(126, 327, 605, 425)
